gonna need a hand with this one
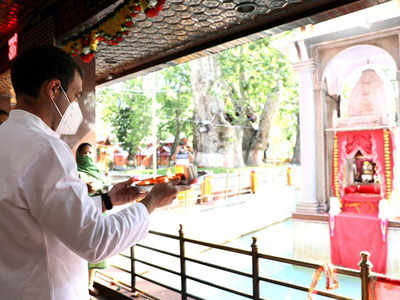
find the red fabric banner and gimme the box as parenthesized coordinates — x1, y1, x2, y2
(329, 213, 388, 274)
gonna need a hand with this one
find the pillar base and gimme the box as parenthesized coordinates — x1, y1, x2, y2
(295, 201, 321, 214)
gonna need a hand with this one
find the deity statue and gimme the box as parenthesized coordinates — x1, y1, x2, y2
(352, 151, 376, 184)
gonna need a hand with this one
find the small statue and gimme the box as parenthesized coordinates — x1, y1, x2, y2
(361, 161, 374, 183)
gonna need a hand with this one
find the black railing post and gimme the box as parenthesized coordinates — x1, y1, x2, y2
(252, 237, 260, 300)
(179, 224, 187, 300)
(130, 246, 139, 297)
(359, 251, 372, 300)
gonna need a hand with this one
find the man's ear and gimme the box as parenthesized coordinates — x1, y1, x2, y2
(45, 79, 61, 101)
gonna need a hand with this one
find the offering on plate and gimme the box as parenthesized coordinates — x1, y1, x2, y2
(131, 166, 207, 191)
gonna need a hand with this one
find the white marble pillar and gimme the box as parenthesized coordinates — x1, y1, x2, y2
(293, 60, 320, 214)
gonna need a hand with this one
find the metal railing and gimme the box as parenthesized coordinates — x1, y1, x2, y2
(171, 171, 254, 208)
(107, 225, 372, 300)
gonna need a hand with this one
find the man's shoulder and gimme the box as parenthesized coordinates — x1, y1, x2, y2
(44, 135, 73, 157)
(27, 135, 75, 175)
(0, 123, 54, 152)
(24, 131, 72, 161)
(25, 130, 60, 149)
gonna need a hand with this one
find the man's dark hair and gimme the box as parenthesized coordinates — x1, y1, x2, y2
(11, 46, 83, 98)
(0, 110, 9, 116)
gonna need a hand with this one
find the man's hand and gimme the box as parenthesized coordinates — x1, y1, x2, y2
(108, 179, 147, 207)
(141, 183, 191, 214)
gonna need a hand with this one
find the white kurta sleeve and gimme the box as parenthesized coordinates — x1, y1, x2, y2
(19, 138, 149, 262)
(92, 195, 103, 211)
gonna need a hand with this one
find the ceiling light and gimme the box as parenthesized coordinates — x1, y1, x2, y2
(236, 2, 256, 13)
(105, 58, 118, 64)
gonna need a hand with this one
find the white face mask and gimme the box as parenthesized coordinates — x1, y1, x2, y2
(51, 86, 83, 135)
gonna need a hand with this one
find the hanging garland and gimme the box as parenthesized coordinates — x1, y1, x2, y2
(62, 0, 165, 63)
(332, 133, 341, 207)
(383, 129, 392, 201)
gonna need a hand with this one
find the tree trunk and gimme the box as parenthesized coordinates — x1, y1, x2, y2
(244, 90, 280, 166)
(190, 55, 244, 168)
(171, 109, 181, 158)
(291, 112, 301, 164)
(242, 126, 257, 164)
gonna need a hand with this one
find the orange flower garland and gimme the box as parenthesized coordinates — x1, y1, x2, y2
(383, 129, 392, 202)
(333, 134, 341, 206)
(62, 0, 165, 63)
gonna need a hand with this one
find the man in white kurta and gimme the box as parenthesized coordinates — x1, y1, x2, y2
(0, 46, 182, 300)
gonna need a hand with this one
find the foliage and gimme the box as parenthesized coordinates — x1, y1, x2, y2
(97, 78, 152, 155)
(218, 38, 296, 126)
(217, 37, 299, 163)
(98, 36, 299, 162)
(97, 66, 193, 156)
(157, 64, 193, 141)
(275, 66, 299, 145)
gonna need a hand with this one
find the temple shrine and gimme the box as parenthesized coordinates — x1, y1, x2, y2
(288, 14, 400, 276)
(329, 68, 395, 274)
(332, 68, 394, 217)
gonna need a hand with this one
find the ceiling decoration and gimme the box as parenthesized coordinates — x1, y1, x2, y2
(93, 0, 389, 84)
(95, 0, 299, 81)
(0, 0, 391, 94)
(62, 0, 166, 63)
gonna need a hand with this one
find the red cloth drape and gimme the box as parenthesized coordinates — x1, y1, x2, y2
(329, 213, 388, 274)
(341, 193, 380, 216)
(332, 129, 394, 199)
(370, 277, 400, 299)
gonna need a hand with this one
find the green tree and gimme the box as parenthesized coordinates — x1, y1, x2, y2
(276, 80, 299, 163)
(157, 64, 193, 155)
(190, 54, 244, 168)
(97, 78, 152, 156)
(97, 37, 299, 166)
(217, 38, 298, 165)
(97, 69, 193, 157)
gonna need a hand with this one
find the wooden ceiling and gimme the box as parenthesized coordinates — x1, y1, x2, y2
(93, 0, 390, 85)
(0, 0, 390, 92)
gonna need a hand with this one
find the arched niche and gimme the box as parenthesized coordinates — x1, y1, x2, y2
(322, 44, 398, 128)
(315, 32, 400, 85)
